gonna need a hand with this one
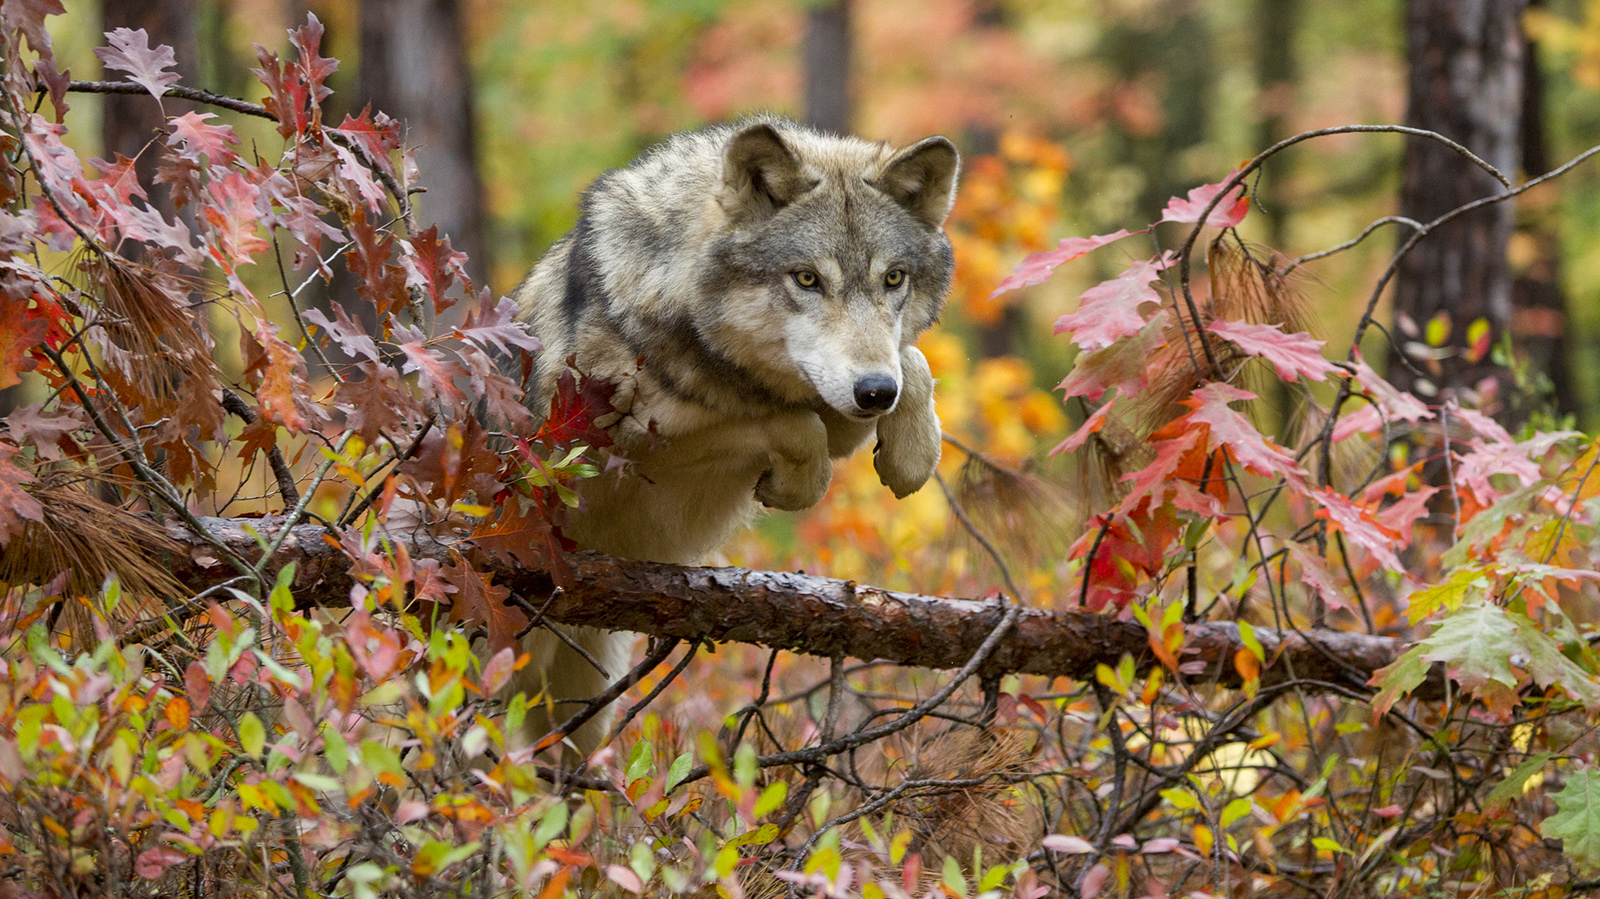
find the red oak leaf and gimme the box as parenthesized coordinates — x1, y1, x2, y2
(402, 227, 472, 314)
(253, 166, 342, 272)
(471, 495, 574, 590)
(2, 0, 65, 58)
(1447, 401, 1514, 445)
(133, 846, 188, 880)
(331, 140, 387, 211)
(1206, 319, 1338, 382)
(991, 229, 1138, 298)
(1051, 402, 1111, 457)
(1288, 542, 1347, 611)
(95, 28, 181, 98)
(202, 172, 270, 267)
(460, 344, 534, 430)
(166, 111, 239, 169)
(1332, 353, 1432, 441)
(0, 300, 49, 391)
(1070, 502, 1182, 611)
(1056, 310, 1172, 401)
(0, 443, 45, 543)
(6, 402, 85, 461)
(331, 107, 402, 179)
(246, 322, 321, 433)
(394, 325, 468, 405)
(287, 15, 337, 105)
(1054, 254, 1174, 352)
(334, 362, 425, 444)
(457, 293, 544, 356)
(1118, 427, 1205, 509)
(252, 47, 310, 140)
(343, 209, 409, 317)
(87, 153, 147, 206)
(441, 556, 527, 654)
(252, 16, 336, 139)
(1183, 382, 1307, 487)
(1159, 175, 1249, 227)
(303, 303, 382, 363)
(1313, 487, 1404, 573)
(536, 366, 616, 450)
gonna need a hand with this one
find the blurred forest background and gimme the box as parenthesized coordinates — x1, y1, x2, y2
(39, 0, 1600, 597)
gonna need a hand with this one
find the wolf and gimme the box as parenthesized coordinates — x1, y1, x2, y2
(507, 117, 960, 753)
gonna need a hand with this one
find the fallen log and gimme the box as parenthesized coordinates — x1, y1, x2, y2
(157, 517, 1440, 700)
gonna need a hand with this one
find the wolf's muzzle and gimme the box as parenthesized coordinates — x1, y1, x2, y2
(853, 374, 899, 414)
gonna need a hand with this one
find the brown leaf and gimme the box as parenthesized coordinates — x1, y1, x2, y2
(0, 444, 45, 544)
(441, 555, 527, 654)
(471, 495, 572, 590)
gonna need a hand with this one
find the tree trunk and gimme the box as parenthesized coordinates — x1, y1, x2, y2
(1511, 0, 1574, 418)
(357, 0, 488, 289)
(1390, 0, 1524, 407)
(100, 0, 198, 226)
(803, 0, 851, 136)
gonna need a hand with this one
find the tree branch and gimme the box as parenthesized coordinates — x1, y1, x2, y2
(155, 517, 1443, 700)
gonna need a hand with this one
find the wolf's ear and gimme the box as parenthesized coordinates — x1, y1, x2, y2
(722, 123, 810, 218)
(876, 136, 960, 226)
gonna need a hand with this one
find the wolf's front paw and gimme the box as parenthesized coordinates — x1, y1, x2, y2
(874, 346, 941, 498)
(755, 412, 833, 510)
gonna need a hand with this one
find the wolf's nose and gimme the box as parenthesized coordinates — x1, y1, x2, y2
(853, 374, 898, 413)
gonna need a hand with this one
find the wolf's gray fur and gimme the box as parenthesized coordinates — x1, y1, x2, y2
(508, 117, 959, 752)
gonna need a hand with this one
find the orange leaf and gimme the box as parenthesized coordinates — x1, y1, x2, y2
(535, 866, 573, 899)
(1233, 647, 1261, 684)
(164, 695, 191, 730)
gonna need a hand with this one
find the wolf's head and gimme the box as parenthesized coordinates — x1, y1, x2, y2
(705, 122, 959, 421)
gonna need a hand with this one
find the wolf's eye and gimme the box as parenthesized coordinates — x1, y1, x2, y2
(884, 269, 906, 289)
(792, 270, 821, 290)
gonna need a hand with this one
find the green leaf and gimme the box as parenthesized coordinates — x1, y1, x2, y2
(1488, 753, 1554, 807)
(941, 854, 967, 896)
(237, 712, 265, 757)
(1541, 770, 1600, 871)
(1371, 650, 1430, 717)
(533, 802, 568, 849)
(726, 822, 780, 849)
(1377, 598, 1600, 714)
(322, 725, 349, 775)
(753, 781, 788, 818)
(665, 751, 693, 792)
(1424, 312, 1450, 348)
(1404, 567, 1490, 624)
(1220, 797, 1252, 829)
(1238, 620, 1264, 663)
(1313, 836, 1350, 856)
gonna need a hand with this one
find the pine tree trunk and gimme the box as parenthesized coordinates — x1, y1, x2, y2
(1511, 0, 1574, 417)
(1390, 0, 1525, 408)
(803, 0, 851, 136)
(358, 0, 488, 290)
(100, 0, 197, 225)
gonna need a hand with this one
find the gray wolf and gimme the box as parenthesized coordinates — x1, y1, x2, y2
(507, 117, 960, 753)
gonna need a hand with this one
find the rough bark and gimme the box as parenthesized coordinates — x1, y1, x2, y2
(155, 517, 1445, 701)
(357, 0, 487, 287)
(1390, 0, 1524, 402)
(803, 0, 851, 135)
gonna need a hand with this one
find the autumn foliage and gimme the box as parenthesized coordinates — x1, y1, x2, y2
(5, 7, 1600, 899)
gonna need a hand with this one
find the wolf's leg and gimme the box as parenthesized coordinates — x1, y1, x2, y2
(819, 406, 877, 458)
(874, 345, 942, 497)
(754, 410, 833, 511)
(507, 626, 637, 759)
